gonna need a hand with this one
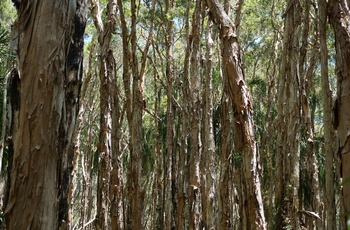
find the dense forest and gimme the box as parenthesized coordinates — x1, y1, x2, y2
(0, 0, 350, 229)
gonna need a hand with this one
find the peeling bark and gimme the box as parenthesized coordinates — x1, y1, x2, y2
(5, 0, 88, 228)
(91, 0, 118, 228)
(201, 21, 216, 230)
(206, 0, 266, 228)
(188, 1, 202, 229)
(329, 0, 350, 225)
(319, 0, 336, 228)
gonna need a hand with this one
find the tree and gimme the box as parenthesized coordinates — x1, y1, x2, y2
(3, 0, 349, 228)
(201, 20, 216, 230)
(329, 0, 350, 226)
(206, 0, 266, 228)
(188, 1, 202, 229)
(319, 0, 336, 228)
(4, 0, 88, 228)
(274, 0, 303, 228)
(91, 0, 118, 228)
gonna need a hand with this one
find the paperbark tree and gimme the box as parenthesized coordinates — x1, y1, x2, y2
(200, 21, 216, 230)
(206, 0, 266, 228)
(188, 0, 202, 229)
(163, 0, 177, 228)
(127, 0, 144, 225)
(79, 42, 96, 229)
(178, 1, 191, 228)
(299, 0, 321, 228)
(91, 0, 118, 228)
(218, 92, 233, 229)
(329, 0, 350, 225)
(274, 0, 302, 228)
(4, 0, 88, 228)
(319, 0, 336, 228)
(119, 0, 154, 227)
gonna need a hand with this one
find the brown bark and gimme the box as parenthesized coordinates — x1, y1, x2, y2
(60, 1, 88, 228)
(118, 0, 132, 127)
(200, 21, 216, 230)
(275, 0, 302, 228)
(164, 0, 176, 229)
(178, 1, 191, 227)
(126, 0, 154, 227)
(117, 1, 133, 228)
(218, 93, 232, 229)
(5, 0, 88, 228)
(286, 2, 302, 228)
(319, 0, 336, 228)
(275, 19, 287, 229)
(91, 0, 118, 228)
(82, 80, 99, 230)
(299, 1, 321, 228)
(329, 0, 350, 225)
(206, 0, 266, 228)
(110, 53, 124, 230)
(118, 0, 155, 229)
(188, 1, 202, 229)
(260, 32, 280, 230)
(150, 49, 162, 230)
(79, 42, 96, 229)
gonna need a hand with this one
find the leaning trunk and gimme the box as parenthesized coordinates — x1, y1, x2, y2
(206, 0, 266, 228)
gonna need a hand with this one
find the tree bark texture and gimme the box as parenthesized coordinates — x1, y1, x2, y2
(206, 0, 266, 228)
(79, 42, 96, 229)
(91, 0, 118, 228)
(178, 1, 191, 228)
(299, 0, 322, 228)
(164, 0, 177, 229)
(319, 0, 336, 228)
(5, 0, 88, 229)
(127, 0, 146, 228)
(218, 93, 233, 229)
(329, 0, 350, 225)
(275, 0, 302, 228)
(201, 21, 216, 230)
(188, 1, 202, 229)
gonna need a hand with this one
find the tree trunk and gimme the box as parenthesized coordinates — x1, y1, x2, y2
(218, 93, 232, 229)
(163, 0, 176, 229)
(275, 0, 302, 228)
(201, 21, 216, 230)
(79, 42, 96, 229)
(127, 0, 147, 228)
(178, 1, 192, 227)
(206, 0, 266, 228)
(110, 52, 124, 230)
(117, 6, 131, 228)
(286, 2, 302, 229)
(5, 0, 88, 228)
(91, 0, 118, 228)
(319, 0, 336, 228)
(188, 1, 202, 229)
(329, 0, 350, 225)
